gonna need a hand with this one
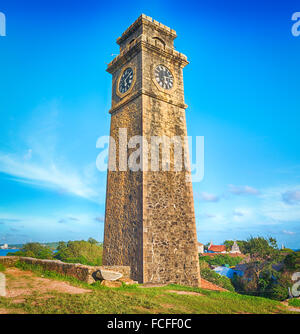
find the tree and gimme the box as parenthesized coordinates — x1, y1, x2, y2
(284, 252, 300, 271)
(230, 236, 292, 300)
(56, 241, 67, 252)
(55, 240, 103, 266)
(8, 242, 54, 259)
(243, 236, 281, 284)
(88, 238, 98, 245)
(223, 240, 234, 252)
(199, 254, 243, 267)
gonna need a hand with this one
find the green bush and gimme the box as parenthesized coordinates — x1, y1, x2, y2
(232, 267, 292, 301)
(6, 239, 103, 267)
(284, 252, 300, 271)
(199, 254, 243, 267)
(0, 263, 5, 272)
(7, 243, 54, 259)
(231, 273, 248, 294)
(55, 240, 103, 266)
(264, 284, 289, 301)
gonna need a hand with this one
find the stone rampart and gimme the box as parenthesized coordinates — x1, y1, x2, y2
(0, 256, 130, 284)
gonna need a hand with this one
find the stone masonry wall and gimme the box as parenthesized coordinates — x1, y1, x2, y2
(103, 97, 144, 283)
(142, 93, 200, 286)
(140, 23, 200, 286)
(0, 256, 130, 284)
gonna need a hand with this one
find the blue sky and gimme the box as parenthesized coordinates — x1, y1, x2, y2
(0, 0, 299, 248)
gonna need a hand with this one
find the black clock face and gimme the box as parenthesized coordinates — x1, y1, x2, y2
(155, 65, 173, 89)
(119, 67, 134, 94)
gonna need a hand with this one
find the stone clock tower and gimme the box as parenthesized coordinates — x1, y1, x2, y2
(103, 14, 201, 287)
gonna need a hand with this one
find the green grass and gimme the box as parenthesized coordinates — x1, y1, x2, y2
(288, 298, 300, 307)
(0, 262, 294, 314)
(14, 260, 90, 288)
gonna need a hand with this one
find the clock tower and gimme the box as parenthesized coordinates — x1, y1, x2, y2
(103, 14, 201, 287)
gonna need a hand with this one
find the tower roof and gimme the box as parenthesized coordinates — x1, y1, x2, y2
(116, 14, 177, 46)
(107, 14, 188, 74)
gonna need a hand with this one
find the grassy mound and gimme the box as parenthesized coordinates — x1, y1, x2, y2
(0, 262, 294, 314)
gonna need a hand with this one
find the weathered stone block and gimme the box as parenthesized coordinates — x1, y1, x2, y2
(94, 269, 123, 281)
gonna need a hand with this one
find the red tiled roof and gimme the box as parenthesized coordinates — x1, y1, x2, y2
(208, 245, 226, 252)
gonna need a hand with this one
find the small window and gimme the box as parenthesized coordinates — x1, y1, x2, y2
(153, 37, 166, 48)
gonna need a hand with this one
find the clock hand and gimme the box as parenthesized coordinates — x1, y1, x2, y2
(123, 71, 132, 82)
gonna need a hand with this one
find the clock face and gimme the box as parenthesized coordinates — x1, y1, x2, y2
(155, 65, 173, 90)
(119, 67, 134, 94)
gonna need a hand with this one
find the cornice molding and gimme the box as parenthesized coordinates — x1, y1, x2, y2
(109, 88, 187, 116)
(107, 38, 188, 74)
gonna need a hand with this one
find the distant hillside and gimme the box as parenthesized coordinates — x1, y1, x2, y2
(8, 240, 103, 251)
(8, 244, 23, 249)
(8, 242, 60, 250)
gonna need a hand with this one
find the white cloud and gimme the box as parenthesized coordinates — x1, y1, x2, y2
(282, 230, 296, 235)
(259, 185, 300, 222)
(68, 217, 80, 221)
(0, 99, 105, 202)
(228, 184, 260, 195)
(233, 210, 244, 217)
(0, 152, 100, 201)
(282, 190, 300, 205)
(233, 208, 252, 217)
(232, 208, 254, 223)
(203, 213, 217, 218)
(24, 149, 33, 161)
(95, 216, 105, 223)
(196, 184, 300, 231)
(198, 192, 220, 202)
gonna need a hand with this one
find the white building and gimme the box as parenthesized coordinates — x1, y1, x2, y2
(197, 242, 204, 254)
(0, 244, 8, 249)
(230, 241, 241, 254)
